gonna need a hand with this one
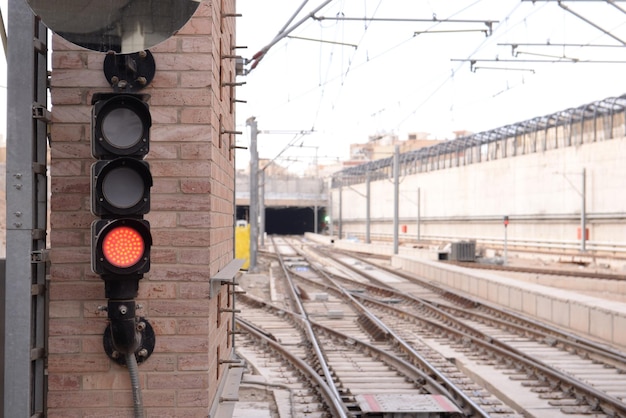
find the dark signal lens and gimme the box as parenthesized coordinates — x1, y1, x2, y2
(102, 107, 144, 149)
(102, 166, 145, 209)
(92, 93, 151, 158)
(91, 158, 152, 216)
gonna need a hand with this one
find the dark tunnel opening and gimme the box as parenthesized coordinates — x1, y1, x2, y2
(236, 206, 326, 235)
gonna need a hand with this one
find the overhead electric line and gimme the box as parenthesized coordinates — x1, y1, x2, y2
(414, 29, 490, 36)
(451, 58, 626, 73)
(313, 15, 498, 36)
(523, 0, 626, 46)
(287, 35, 358, 48)
(498, 42, 624, 48)
(246, 0, 334, 73)
(472, 66, 536, 73)
(0, 8, 6, 60)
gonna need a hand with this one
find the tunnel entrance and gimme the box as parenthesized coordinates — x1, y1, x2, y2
(236, 206, 326, 235)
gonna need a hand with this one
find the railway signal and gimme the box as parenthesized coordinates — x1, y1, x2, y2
(91, 92, 153, 299)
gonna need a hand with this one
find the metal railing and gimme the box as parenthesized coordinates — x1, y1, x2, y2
(332, 94, 626, 187)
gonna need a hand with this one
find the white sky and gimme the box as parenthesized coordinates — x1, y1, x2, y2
(234, 0, 626, 172)
(1, 1, 626, 170)
(0, 0, 6, 146)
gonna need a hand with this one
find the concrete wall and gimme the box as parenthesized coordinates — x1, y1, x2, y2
(236, 171, 327, 207)
(391, 255, 626, 350)
(48, 1, 237, 416)
(331, 135, 626, 250)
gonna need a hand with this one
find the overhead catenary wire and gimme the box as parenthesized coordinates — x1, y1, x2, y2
(391, 0, 523, 131)
(237, 0, 626, 169)
(246, 0, 335, 72)
(0, 7, 6, 60)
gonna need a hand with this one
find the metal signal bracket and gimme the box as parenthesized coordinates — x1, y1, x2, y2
(103, 50, 156, 92)
(209, 258, 245, 298)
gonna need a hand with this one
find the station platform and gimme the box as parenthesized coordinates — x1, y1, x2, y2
(304, 233, 626, 351)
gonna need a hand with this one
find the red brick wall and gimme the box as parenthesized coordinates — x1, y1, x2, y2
(48, 1, 237, 416)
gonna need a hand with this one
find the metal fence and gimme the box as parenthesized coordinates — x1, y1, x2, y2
(332, 94, 626, 187)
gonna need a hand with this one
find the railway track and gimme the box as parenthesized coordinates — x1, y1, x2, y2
(308, 243, 626, 416)
(234, 236, 626, 417)
(237, 237, 509, 417)
(236, 293, 470, 416)
(444, 259, 626, 281)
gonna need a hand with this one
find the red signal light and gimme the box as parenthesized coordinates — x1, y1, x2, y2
(102, 226, 145, 268)
(92, 219, 152, 276)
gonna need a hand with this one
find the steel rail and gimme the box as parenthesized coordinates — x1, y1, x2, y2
(269, 237, 349, 418)
(238, 292, 461, 404)
(444, 259, 626, 280)
(334, 248, 626, 361)
(286, 244, 490, 417)
(333, 230, 626, 254)
(355, 293, 626, 417)
(236, 317, 347, 418)
(313, 246, 626, 416)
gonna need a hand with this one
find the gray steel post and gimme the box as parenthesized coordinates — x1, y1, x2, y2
(259, 170, 265, 247)
(314, 148, 319, 234)
(4, 1, 48, 416)
(328, 179, 333, 236)
(417, 187, 421, 241)
(581, 167, 586, 252)
(338, 181, 343, 239)
(247, 117, 258, 272)
(504, 223, 508, 265)
(365, 171, 371, 244)
(393, 145, 399, 254)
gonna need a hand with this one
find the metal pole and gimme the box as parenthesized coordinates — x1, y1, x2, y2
(417, 187, 421, 241)
(314, 147, 319, 234)
(581, 167, 586, 252)
(259, 170, 265, 247)
(393, 145, 399, 255)
(328, 179, 333, 236)
(246, 117, 258, 272)
(365, 171, 371, 244)
(5, 1, 48, 415)
(338, 182, 343, 239)
(504, 221, 508, 265)
(504, 227, 508, 264)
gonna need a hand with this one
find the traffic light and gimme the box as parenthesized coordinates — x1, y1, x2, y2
(91, 92, 153, 300)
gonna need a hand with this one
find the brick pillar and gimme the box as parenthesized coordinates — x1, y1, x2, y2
(48, 1, 237, 416)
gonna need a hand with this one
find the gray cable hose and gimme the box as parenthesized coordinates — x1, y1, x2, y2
(125, 352, 144, 418)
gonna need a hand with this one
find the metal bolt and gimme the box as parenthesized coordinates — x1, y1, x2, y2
(136, 321, 146, 331)
(118, 305, 128, 315)
(137, 349, 148, 357)
(14, 211, 21, 217)
(111, 351, 120, 359)
(111, 76, 119, 84)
